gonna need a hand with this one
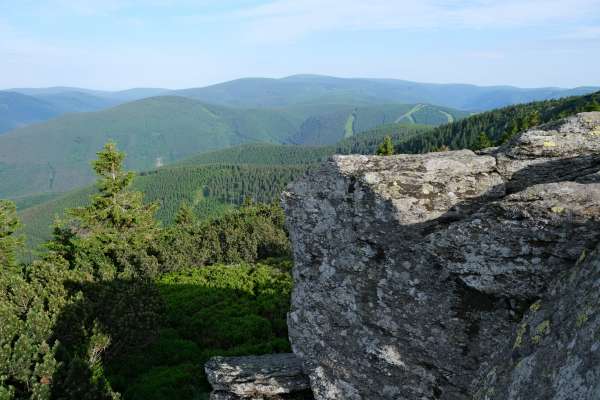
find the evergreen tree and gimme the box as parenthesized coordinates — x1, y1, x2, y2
(0, 201, 70, 400)
(472, 132, 494, 150)
(174, 202, 196, 227)
(376, 136, 395, 156)
(52, 142, 160, 280)
(0, 200, 22, 268)
(46, 142, 163, 398)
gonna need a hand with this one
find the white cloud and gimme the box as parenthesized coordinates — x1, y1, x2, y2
(225, 0, 600, 43)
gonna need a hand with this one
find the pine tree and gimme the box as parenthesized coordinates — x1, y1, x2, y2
(0, 201, 69, 400)
(52, 141, 160, 279)
(0, 200, 22, 268)
(376, 136, 395, 156)
(45, 142, 163, 397)
(174, 202, 196, 227)
(472, 132, 494, 150)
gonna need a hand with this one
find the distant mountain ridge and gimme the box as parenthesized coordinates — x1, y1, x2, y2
(172, 75, 598, 110)
(0, 91, 60, 133)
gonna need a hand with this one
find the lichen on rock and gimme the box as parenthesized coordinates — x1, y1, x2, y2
(281, 112, 600, 399)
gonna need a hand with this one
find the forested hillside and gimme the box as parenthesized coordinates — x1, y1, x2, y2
(290, 103, 466, 145)
(18, 163, 311, 252)
(173, 75, 598, 110)
(0, 96, 462, 198)
(4, 90, 600, 400)
(392, 90, 600, 153)
(16, 91, 600, 253)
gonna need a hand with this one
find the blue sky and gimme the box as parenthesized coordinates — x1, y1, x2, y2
(1, 0, 599, 89)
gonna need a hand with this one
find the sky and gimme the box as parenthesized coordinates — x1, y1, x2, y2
(1, 0, 599, 90)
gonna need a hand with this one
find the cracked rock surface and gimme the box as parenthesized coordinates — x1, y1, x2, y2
(282, 112, 600, 399)
(205, 353, 313, 400)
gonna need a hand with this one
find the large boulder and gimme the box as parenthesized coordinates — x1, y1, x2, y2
(282, 112, 600, 399)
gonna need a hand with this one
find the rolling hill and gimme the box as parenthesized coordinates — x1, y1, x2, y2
(289, 103, 467, 145)
(4, 75, 595, 137)
(12, 124, 438, 251)
(14, 85, 600, 254)
(173, 75, 599, 111)
(0, 91, 60, 133)
(0, 88, 170, 133)
(0, 96, 463, 198)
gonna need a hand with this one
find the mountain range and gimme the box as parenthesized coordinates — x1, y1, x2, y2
(0, 75, 598, 200)
(0, 96, 466, 198)
(1, 75, 597, 135)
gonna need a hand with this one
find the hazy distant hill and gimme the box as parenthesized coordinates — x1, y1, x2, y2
(0, 95, 460, 198)
(3, 75, 595, 135)
(0, 91, 60, 133)
(9, 86, 169, 102)
(173, 75, 598, 111)
(0, 88, 170, 133)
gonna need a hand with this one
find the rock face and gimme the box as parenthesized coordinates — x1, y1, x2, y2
(281, 112, 600, 399)
(205, 353, 313, 400)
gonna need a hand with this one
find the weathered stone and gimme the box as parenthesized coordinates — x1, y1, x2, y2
(205, 353, 312, 400)
(282, 112, 600, 399)
(496, 112, 600, 192)
(474, 243, 600, 400)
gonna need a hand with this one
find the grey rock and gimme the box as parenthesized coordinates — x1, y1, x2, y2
(282, 112, 600, 399)
(475, 243, 600, 400)
(205, 353, 312, 400)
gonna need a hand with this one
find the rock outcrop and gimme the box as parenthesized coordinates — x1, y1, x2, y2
(281, 112, 600, 399)
(205, 353, 313, 399)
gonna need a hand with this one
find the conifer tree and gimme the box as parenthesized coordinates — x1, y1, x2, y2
(472, 132, 494, 150)
(46, 142, 163, 397)
(52, 141, 160, 279)
(0, 201, 69, 400)
(376, 136, 395, 156)
(0, 200, 22, 268)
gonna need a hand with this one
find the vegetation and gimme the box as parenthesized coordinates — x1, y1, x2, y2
(391, 91, 600, 153)
(106, 261, 292, 400)
(3, 88, 600, 399)
(0, 94, 464, 198)
(1, 142, 295, 399)
(173, 74, 597, 110)
(335, 123, 431, 154)
(376, 136, 395, 156)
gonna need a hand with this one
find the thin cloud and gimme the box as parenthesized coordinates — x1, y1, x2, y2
(229, 0, 600, 43)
